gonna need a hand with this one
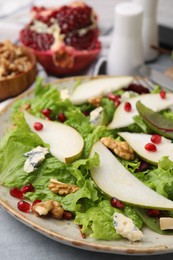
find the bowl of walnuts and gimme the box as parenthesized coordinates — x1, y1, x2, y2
(0, 40, 37, 101)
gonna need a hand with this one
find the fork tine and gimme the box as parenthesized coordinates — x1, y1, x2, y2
(133, 77, 155, 91)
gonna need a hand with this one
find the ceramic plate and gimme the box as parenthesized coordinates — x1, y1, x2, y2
(0, 76, 173, 256)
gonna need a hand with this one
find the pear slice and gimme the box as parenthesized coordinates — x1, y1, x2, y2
(118, 132, 173, 164)
(108, 93, 173, 129)
(90, 141, 173, 210)
(24, 111, 84, 163)
(70, 76, 133, 105)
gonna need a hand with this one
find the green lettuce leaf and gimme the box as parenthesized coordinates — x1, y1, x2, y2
(75, 200, 121, 240)
(136, 156, 173, 198)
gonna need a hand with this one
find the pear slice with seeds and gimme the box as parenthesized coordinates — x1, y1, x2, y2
(108, 93, 173, 129)
(118, 132, 173, 164)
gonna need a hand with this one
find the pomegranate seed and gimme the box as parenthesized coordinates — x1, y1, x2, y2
(151, 134, 162, 144)
(58, 113, 66, 123)
(10, 188, 24, 199)
(63, 211, 74, 220)
(41, 108, 52, 117)
(17, 200, 31, 213)
(111, 197, 124, 209)
(65, 30, 98, 50)
(160, 90, 166, 99)
(32, 199, 42, 207)
(107, 93, 115, 101)
(20, 184, 35, 193)
(114, 98, 121, 107)
(124, 102, 132, 112)
(34, 122, 43, 131)
(148, 209, 160, 217)
(20, 28, 54, 51)
(56, 5, 93, 34)
(107, 93, 116, 101)
(144, 143, 157, 152)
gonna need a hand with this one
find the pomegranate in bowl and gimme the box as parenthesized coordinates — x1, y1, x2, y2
(19, 2, 101, 76)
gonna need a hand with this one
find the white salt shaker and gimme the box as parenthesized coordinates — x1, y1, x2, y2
(107, 2, 144, 76)
(132, 0, 158, 62)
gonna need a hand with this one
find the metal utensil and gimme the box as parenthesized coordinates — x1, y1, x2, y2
(138, 64, 173, 91)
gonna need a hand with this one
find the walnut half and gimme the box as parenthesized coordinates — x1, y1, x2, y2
(101, 137, 135, 160)
(48, 178, 79, 195)
(32, 200, 64, 219)
(88, 95, 102, 107)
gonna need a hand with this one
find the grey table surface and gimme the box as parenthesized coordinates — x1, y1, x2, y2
(0, 0, 173, 259)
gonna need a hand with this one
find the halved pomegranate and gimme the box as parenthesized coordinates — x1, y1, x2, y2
(19, 2, 101, 75)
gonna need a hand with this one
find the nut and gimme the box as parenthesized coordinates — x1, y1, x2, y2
(88, 95, 102, 107)
(32, 200, 64, 219)
(32, 200, 53, 216)
(51, 201, 64, 219)
(101, 137, 135, 160)
(48, 178, 79, 195)
(0, 40, 32, 80)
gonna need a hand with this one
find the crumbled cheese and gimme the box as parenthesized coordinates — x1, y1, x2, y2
(24, 146, 49, 173)
(160, 217, 173, 230)
(113, 212, 143, 242)
(60, 88, 70, 100)
(89, 106, 103, 126)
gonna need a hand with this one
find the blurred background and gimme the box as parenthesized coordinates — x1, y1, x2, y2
(0, 0, 172, 40)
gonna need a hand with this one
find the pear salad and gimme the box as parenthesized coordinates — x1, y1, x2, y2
(1, 76, 173, 242)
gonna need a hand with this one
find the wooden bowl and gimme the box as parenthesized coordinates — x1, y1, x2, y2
(0, 46, 37, 101)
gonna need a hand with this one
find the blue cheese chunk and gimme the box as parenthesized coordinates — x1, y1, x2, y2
(113, 212, 143, 242)
(89, 106, 103, 126)
(24, 146, 49, 173)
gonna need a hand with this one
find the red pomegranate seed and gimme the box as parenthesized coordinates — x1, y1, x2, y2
(107, 93, 120, 101)
(151, 134, 162, 144)
(107, 93, 116, 101)
(20, 184, 35, 193)
(32, 199, 42, 207)
(111, 197, 124, 209)
(114, 98, 121, 107)
(124, 102, 132, 112)
(10, 188, 24, 199)
(144, 143, 157, 152)
(41, 108, 52, 117)
(148, 209, 160, 217)
(56, 5, 93, 34)
(160, 90, 166, 99)
(58, 113, 66, 123)
(63, 211, 74, 220)
(17, 200, 31, 213)
(34, 122, 43, 131)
